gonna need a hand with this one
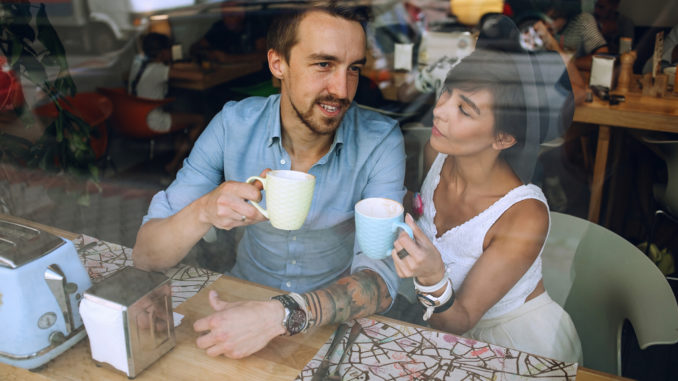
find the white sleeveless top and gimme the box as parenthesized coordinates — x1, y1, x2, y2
(418, 153, 549, 320)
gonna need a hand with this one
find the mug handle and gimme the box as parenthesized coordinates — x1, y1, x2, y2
(388, 222, 414, 257)
(246, 176, 269, 219)
(392, 221, 414, 239)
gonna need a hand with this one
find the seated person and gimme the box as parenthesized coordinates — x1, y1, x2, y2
(593, 0, 634, 54)
(536, 1, 609, 71)
(129, 33, 205, 174)
(133, 4, 407, 359)
(189, 2, 267, 64)
(391, 47, 583, 364)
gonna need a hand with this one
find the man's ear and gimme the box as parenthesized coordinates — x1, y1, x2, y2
(493, 132, 517, 150)
(268, 49, 285, 80)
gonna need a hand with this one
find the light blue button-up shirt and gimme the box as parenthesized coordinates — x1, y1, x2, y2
(143, 95, 406, 301)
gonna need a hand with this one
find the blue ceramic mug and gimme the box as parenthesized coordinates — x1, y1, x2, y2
(355, 198, 414, 259)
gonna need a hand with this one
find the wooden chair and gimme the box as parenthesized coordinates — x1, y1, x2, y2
(33, 92, 113, 161)
(96, 87, 176, 159)
(542, 211, 678, 375)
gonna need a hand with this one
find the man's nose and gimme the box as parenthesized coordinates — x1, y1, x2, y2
(327, 69, 349, 100)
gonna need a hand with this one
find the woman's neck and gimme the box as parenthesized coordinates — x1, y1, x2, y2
(442, 152, 519, 196)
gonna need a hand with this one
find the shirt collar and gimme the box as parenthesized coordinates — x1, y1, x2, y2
(265, 95, 350, 158)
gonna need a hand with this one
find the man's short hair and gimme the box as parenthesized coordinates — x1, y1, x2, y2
(142, 32, 171, 59)
(266, 2, 370, 63)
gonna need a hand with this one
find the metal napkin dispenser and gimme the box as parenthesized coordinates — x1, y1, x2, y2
(0, 219, 92, 370)
(80, 266, 175, 378)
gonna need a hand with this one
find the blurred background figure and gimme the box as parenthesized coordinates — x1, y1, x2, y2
(189, 2, 267, 64)
(593, 0, 634, 55)
(535, 0, 609, 71)
(129, 32, 204, 175)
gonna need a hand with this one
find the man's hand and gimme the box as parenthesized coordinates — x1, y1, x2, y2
(533, 21, 561, 52)
(198, 169, 271, 230)
(193, 290, 286, 359)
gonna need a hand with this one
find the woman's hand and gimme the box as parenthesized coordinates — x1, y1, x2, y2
(391, 213, 446, 286)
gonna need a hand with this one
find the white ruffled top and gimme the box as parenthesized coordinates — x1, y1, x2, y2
(418, 153, 549, 320)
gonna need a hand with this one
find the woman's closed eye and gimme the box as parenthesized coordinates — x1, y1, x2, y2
(458, 104, 470, 117)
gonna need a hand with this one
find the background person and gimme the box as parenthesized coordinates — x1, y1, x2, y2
(128, 32, 204, 174)
(391, 47, 582, 364)
(133, 4, 407, 359)
(535, 0, 609, 71)
(593, 0, 634, 55)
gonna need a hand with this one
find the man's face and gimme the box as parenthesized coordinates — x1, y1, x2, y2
(277, 11, 366, 135)
(594, 0, 616, 19)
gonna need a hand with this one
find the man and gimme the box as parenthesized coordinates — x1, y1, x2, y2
(133, 4, 406, 359)
(189, 2, 267, 64)
(593, 0, 634, 55)
(537, 1, 609, 71)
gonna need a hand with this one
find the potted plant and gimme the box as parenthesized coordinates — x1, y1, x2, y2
(0, 0, 100, 204)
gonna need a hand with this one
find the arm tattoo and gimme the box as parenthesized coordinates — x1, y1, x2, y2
(302, 270, 392, 328)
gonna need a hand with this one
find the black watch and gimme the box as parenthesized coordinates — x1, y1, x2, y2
(272, 294, 306, 335)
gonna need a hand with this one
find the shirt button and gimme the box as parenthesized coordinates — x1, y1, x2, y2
(291, 260, 296, 265)
(286, 281, 291, 287)
(280, 159, 286, 164)
(292, 236, 296, 240)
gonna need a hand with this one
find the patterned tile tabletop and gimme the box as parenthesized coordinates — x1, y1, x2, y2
(74, 235, 222, 308)
(297, 318, 578, 381)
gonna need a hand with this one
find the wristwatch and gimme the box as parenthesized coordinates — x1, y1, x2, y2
(271, 294, 307, 335)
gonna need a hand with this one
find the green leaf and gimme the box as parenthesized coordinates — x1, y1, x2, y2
(54, 72, 77, 97)
(18, 52, 47, 86)
(36, 4, 68, 70)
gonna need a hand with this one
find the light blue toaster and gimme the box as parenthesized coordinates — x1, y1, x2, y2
(0, 219, 92, 370)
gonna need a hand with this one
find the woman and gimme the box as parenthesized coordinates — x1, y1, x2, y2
(391, 47, 582, 364)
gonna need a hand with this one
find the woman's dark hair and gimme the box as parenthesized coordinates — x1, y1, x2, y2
(444, 48, 528, 153)
(142, 32, 171, 60)
(266, 2, 370, 63)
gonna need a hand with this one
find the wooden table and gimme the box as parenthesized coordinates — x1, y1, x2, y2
(573, 91, 678, 223)
(169, 61, 264, 91)
(0, 215, 631, 381)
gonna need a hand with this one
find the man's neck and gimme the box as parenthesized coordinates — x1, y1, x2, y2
(281, 124, 335, 173)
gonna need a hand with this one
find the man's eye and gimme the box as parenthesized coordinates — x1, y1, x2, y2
(458, 104, 470, 117)
(316, 62, 329, 68)
(349, 65, 362, 73)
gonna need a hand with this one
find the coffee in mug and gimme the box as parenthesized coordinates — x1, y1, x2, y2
(355, 197, 413, 259)
(246, 170, 315, 230)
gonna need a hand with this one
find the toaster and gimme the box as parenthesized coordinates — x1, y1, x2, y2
(0, 218, 92, 370)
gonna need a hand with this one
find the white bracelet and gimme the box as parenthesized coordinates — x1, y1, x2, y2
(416, 278, 453, 321)
(413, 273, 448, 294)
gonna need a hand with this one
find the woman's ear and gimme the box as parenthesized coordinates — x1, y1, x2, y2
(493, 132, 517, 150)
(268, 49, 285, 80)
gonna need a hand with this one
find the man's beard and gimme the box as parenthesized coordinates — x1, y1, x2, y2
(292, 95, 350, 135)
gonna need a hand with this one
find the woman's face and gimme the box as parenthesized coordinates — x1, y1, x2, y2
(430, 85, 498, 157)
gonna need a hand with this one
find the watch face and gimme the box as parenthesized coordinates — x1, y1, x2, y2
(286, 309, 307, 335)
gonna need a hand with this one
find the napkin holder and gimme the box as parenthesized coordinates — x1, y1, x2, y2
(80, 266, 175, 379)
(590, 55, 616, 90)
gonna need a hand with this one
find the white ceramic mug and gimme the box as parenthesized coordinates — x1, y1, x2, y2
(246, 170, 315, 230)
(355, 198, 413, 259)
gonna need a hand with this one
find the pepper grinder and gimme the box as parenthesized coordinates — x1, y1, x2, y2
(617, 50, 636, 92)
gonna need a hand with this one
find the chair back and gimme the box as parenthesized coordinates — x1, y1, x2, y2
(33, 92, 113, 159)
(401, 123, 432, 191)
(640, 136, 678, 216)
(96, 87, 174, 139)
(542, 212, 678, 375)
